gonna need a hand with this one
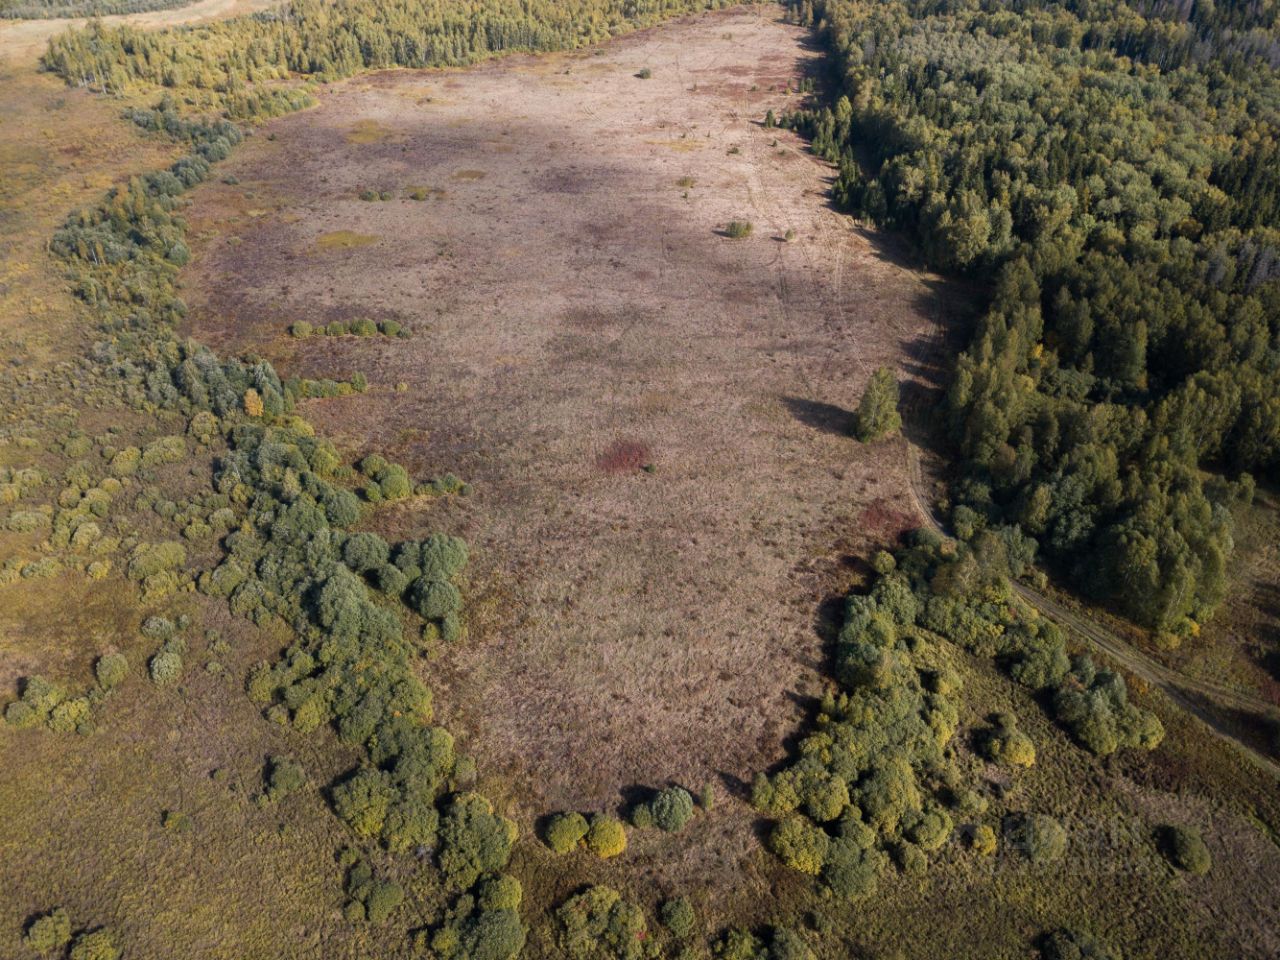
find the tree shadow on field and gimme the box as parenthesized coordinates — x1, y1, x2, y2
(780, 395, 854, 438)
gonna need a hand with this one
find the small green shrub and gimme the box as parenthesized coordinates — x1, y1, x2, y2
(1040, 928, 1119, 960)
(24, 907, 72, 952)
(1008, 813, 1067, 864)
(149, 647, 184, 685)
(545, 811, 589, 853)
(648, 786, 694, 832)
(659, 896, 695, 940)
(636, 67, 652, 78)
(290, 321, 314, 338)
(724, 220, 753, 239)
(69, 929, 120, 960)
(365, 880, 404, 923)
(1160, 825, 1211, 875)
(584, 815, 627, 858)
(769, 817, 829, 875)
(263, 755, 306, 803)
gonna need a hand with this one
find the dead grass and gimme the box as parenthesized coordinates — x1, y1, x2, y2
(179, 9, 950, 820)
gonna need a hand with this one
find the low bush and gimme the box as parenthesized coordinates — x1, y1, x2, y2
(1007, 813, 1067, 864)
(24, 907, 72, 952)
(659, 896, 695, 940)
(263, 755, 306, 803)
(544, 811, 589, 853)
(1039, 928, 1119, 960)
(1159, 825, 1211, 875)
(585, 815, 627, 858)
(68, 929, 120, 960)
(555, 885, 655, 960)
(646, 785, 694, 833)
(724, 220, 753, 239)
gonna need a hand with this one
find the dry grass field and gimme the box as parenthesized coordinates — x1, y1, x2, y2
(181, 7, 951, 813)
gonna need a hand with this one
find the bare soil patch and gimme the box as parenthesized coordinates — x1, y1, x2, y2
(182, 7, 948, 812)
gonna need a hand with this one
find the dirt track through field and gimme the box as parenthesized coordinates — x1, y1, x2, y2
(183, 7, 947, 811)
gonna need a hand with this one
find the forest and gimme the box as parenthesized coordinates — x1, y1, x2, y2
(0, 0, 194, 18)
(785, 0, 1280, 637)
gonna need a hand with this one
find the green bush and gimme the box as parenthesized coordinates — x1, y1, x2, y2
(149, 646, 184, 685)
(855, 367, 901, 442)
(768, 817, 829, 875)
(1040, 928, 1119, 960)
(95, 652, 128, 690)
(409, 578, 463, 620)
(1008, 813, 1067, 864)
(290, 321, 313, 338)
(68, 929, 120, 960)
(263, 755, 306, 803)
(1160, 825, 1211, 875)
(555, 885, 655, 960)
(343, 531, 390, 573)
(648, 786, 694, 832)
(24, 907, 72, 952)
(585, 815, 627, 858)
(544, 811, 589, 853)
(364, 880, 404, 923)
(438, 793, 517, 889)
(724, 220, 753, 239)
(659, 896, 695, 940)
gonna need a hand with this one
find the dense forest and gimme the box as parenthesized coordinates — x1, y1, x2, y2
(787, 0, 1280, 636)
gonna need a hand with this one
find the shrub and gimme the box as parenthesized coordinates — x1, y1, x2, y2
(1160, 825, 1211, 875)
(477, 873, 523, 911)
(660, 896, 695, 940)
(649, 785, 694, 832)
(127, 541, 186, 581)
(291, 321, 314, 338)
(554, 885, 651, 960)
(264, 755, 306, 803)
(768, 817, 829, 875)
(969, 823, 997, 856)
(545, 811, 589, 853)
(24, 907, 72, 952)
(1040, 928, 1120, 960)
(822, 834, 880, 899)
(636, 67, 652, 78)
(364, 880, 404, 923)
(68, 929, 120, 960)
(585, 815, 627, 858)
(1008, 813, 1067, 864)
(725, 220, 753, 239)
(438, 793, 517, 889)
(332, 768, 398, 839)
(409, 578, 463, 620)
(149, 647, 184, 685)
(855, 367, 902, 442)
(343, 531, 390, 573)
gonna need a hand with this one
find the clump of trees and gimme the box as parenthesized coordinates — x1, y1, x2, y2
(713, 926, 816, 960)
(757, 531, 1160, 894)
(419, 873, 526, 960)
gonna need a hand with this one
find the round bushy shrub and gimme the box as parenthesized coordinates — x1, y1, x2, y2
(149, 648, 184, 686)
(95, 652, 128, 690)
(477, 873, 523, 911)
(769, 817, 829, 875)
(24, 907, 72, 951)
(418, 534, 469, 580)
(69, 929, 120, 960)
(365, 880, 404, 923)
(343, 532, 390, 572)
(650, 786, 695, 832)
(1161, 825, 1211, 875)
(659, 896, 695, 940)
(409, 578, 462, 620)
(584, 815, 627, 858)
(1009, 813, 1067, 864)
(544, 811, 589, 853)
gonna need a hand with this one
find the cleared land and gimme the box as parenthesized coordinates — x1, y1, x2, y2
(182, 8, 945, 811)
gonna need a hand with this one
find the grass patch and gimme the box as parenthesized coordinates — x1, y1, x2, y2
(313, 231, 377, 252)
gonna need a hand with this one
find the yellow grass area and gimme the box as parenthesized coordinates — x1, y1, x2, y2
(313, 230, 378, 252)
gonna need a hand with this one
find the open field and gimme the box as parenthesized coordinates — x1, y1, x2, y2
(181, 8, 948, 812)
